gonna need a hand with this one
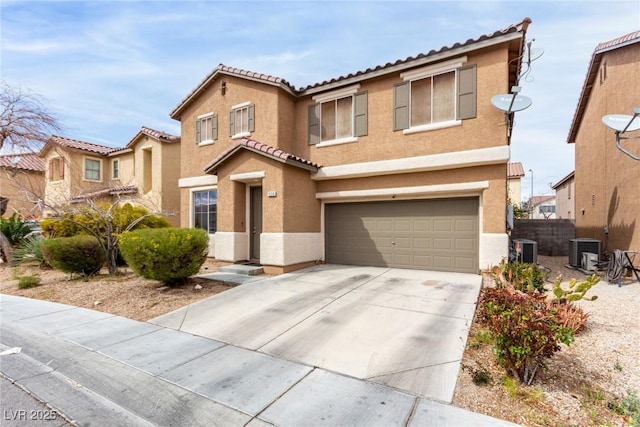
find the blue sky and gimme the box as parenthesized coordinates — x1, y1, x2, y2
(2, 0, 639, 201)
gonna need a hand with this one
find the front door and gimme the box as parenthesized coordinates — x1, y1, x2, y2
(250, 187, 263, 261)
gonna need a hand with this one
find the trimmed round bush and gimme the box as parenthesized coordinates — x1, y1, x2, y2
(118, 228, 208, 285)
(40, 236, 105, 275)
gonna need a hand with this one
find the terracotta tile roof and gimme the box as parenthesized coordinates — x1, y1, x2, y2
(126, 126, 180, 148)
(204, 138, 320, 174)
(567, 30, 640, 144)
(44, 135, 122, 156)
(0, 152, 44, 172)
(300, 18, 531, 93)
(507, 162, 525, 178)
(171, 18, 531, 118)
(529, 195, 555, 206)
(70, 185, 138, 203)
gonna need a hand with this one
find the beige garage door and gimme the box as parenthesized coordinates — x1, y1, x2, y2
(325, 198, 479, 273)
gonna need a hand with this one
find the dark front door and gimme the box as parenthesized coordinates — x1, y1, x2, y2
(250, 187, 263, 261)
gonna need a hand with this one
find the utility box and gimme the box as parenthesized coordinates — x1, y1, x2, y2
(582, 252, 599, 272)
(513, 238, 538, 264)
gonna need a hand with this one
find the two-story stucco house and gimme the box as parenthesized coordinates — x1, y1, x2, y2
(567, 30, 640, 251)
(39, 127, 181, 226)
(0, 153, 45, 218)
(172, 18, 532, 275)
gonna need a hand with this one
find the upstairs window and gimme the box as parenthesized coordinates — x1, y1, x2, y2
(229, 102, 254, 138)
(193, 189, 217, 233)
(394, 56, 476, 133)
(84, 158, 101, 181)
(112, 159, 120, 180)
(48, 157, 64, 181)
(196, 114, 218, 144)
(308, 85, 367, 146)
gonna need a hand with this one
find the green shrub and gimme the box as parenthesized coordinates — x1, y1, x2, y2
(40, 204, 170, 238)
(41, 236, 105, 276)
(13, 235, 48, 267)
(18, 274, 41, 289)
(492, 260, 546, 293)
(477, 287, 574, 385)
(0, 213, 33, 246)
(118, 228, 208, 285)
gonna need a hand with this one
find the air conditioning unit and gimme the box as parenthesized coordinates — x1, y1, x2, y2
(513, 238, 538, 264)
(568, 238, 601, 268)
(582, 252, 599, 272)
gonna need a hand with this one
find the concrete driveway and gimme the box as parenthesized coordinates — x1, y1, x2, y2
(150, 264, 482, 403)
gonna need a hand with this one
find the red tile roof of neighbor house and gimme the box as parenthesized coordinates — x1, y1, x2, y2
(126, 126, 180, 148)
(43, 135, 122, 156)
(0, 152, 44, 172)
(529, 195, 555, 206)
(204, 137, 320, 174)
(170, 18, 531, 118)
(70, 185, 138, 203)
(507, 162, 525, 178)
(567, 30, 640, 144)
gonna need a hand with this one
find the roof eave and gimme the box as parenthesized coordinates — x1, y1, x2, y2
(298, 32, 524, 97)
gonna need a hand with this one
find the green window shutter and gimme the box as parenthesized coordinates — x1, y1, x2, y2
(229, 110, 235, 136)
(393, 82, 409, 130)
(248, 104, 255, 132)
(196, 118, 201, 143)
(212, 114, 218, 140)
(308, 103, 320, 145)
(354, 91, 368, 137)
(458, 65, 477, 120)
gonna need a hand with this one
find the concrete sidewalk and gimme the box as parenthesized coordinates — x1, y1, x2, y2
(0, 294, 518, 426)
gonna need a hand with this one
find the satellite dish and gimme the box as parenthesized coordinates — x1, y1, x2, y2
(527, 47, 544, 62)
(602, 114, 640, 132)
(491, 94, 533, 113)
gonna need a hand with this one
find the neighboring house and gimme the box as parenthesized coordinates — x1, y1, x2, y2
(507, 162, 525, 206)
(567, 30, 640, 251)
(552, 171, 575, 219)
(528, 195, 556, 219)
(171, 18, 532, 275)
(39, 127, 181, 226)
(0, 153, 45, 218)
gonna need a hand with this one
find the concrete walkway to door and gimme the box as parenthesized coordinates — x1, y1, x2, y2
(150, 264, 482, 403)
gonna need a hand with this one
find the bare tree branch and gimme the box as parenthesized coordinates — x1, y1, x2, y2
(0, 81, 61, 152)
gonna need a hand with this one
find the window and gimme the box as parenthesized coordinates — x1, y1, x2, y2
(308, 87, 367, 145)
(48, 157, 64, 181)
(539, 205, 556, 214)
(394, 57, 476, 132)
(196, 114, 218, 144)
(193, 189, 217, 233)
(84, 158, 101, 181)
(229, 103, 254, 137)
(112, 159, 120, 180)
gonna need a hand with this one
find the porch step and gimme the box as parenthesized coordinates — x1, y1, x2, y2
(218, 264, 264, 276)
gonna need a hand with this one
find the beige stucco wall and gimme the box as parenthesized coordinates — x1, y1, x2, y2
(508, 177, 522, 206)
(554, 178, 575, 219)
(0, 169, 44, 218)
(574, 43, 640, 251)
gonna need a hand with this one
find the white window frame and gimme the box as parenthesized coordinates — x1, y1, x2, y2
(191, 187, 218, 234)
(84, 157, 102, 182)
(197, 113, 216, 146)
(313, 84, 360, 147)
(111, 158, 120, 180)
(401, 56, 465, 134)
(231, 101, 252, 139)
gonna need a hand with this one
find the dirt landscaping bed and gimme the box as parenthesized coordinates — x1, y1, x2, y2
(1, 255, 639, 426)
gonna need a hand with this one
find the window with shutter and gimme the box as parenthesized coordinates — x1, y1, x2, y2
(307, 86, 367, 146)
(196, 114, 217, 145)
(48, 157, 64, 182)
(395, 57, 476, 134)
(230, 103, 254, 138)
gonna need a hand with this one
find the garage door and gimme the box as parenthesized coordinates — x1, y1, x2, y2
(325, 198, 479, 273)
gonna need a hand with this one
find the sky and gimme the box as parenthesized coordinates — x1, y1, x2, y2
(1, 0, 639, 202)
